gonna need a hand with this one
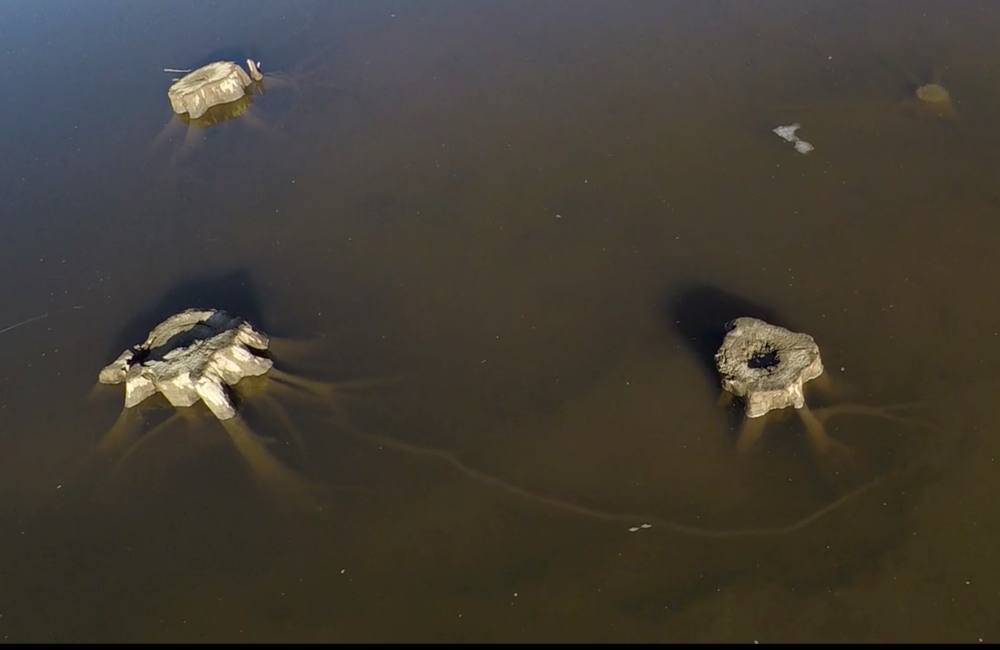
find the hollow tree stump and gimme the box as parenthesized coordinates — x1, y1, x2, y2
(714, 317, 824, 418)
(99, 308, 272, 420)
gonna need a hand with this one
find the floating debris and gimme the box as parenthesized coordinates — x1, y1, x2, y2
(772, 123, 814, 154)
(246, 59, 263, 82)
(0, 305, 83, 337)
(0, 312, 49, 336)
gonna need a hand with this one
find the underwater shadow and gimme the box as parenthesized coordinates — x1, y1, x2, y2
(103, 269, 274, 364)
(666, 284, 789, 436)
(665, 284, 787, 387)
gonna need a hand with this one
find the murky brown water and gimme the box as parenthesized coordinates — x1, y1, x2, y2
(2, 0, 1000, 642)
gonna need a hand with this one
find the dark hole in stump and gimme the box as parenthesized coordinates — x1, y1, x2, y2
(748, 348, 780, 370)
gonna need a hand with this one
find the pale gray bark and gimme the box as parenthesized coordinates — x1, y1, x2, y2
(167, 62, 253, 119)
(715, 317, 824, 418)
(99, 309, 273, 420)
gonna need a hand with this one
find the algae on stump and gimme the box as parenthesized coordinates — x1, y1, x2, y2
(167, 62, 254, 119)
(99, 308, 273, 420)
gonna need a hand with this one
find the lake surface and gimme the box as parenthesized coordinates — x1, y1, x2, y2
(2, 0, 999, 642)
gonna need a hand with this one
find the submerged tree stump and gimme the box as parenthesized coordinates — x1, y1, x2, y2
(914, 83, 956, 118)
(714, 317, 824, 418)
(99, 309, 273, 420)
(167, 62, 254, 119)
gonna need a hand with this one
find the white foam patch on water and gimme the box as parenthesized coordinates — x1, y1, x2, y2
(773, 123, 814, 155)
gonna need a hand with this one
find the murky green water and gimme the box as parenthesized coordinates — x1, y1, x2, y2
(2, 0, 1000, 642)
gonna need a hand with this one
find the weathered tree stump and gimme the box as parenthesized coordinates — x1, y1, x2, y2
(99, 309, 273, 420)
(714, 317, 824, 418)
(167, 62, 254, 119)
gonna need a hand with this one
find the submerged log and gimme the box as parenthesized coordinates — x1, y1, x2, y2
(99, 309, 272, 420)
